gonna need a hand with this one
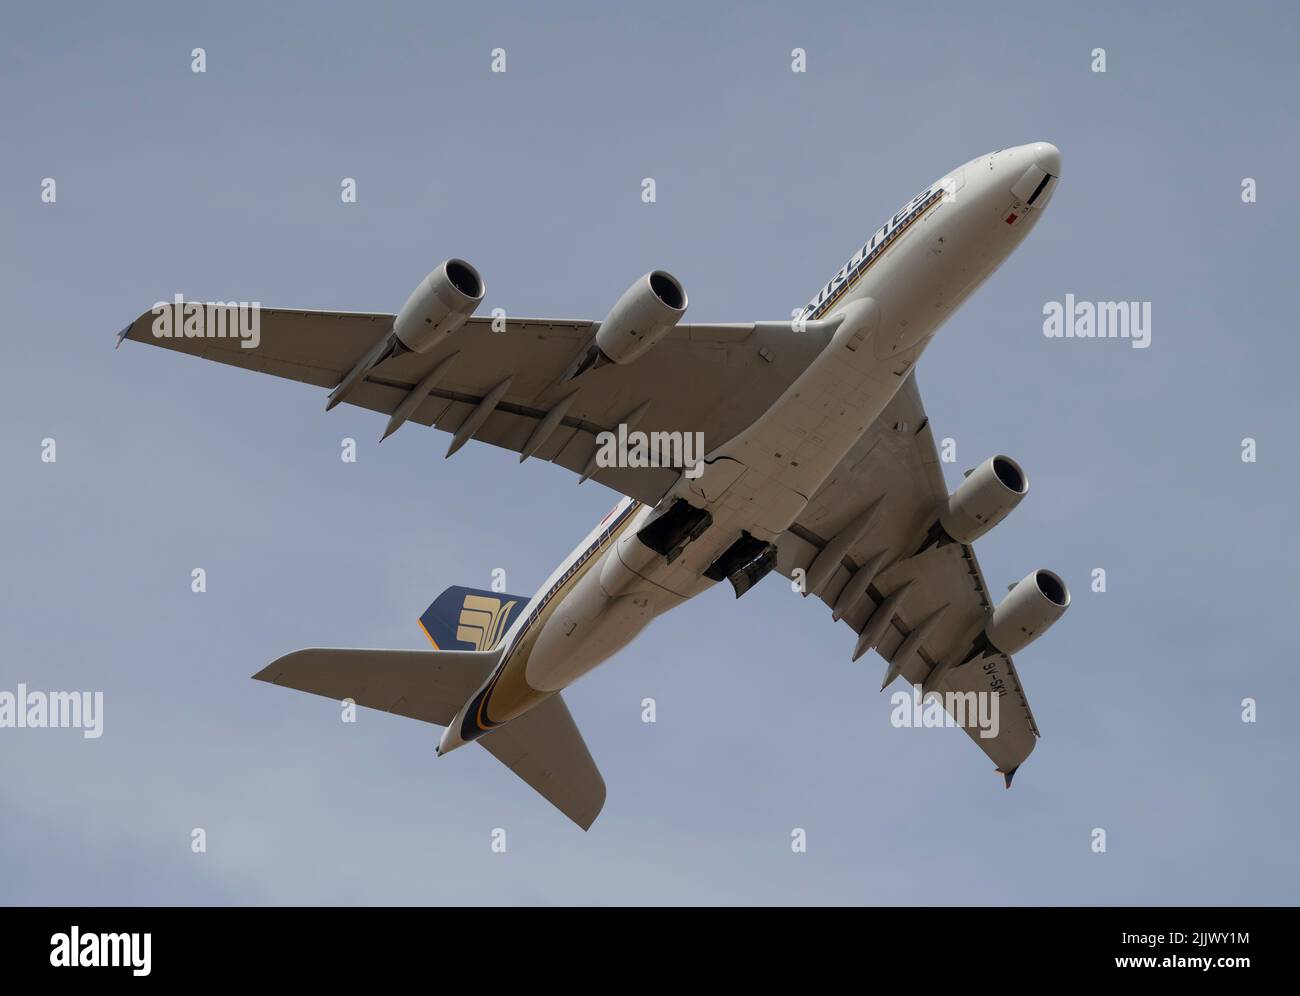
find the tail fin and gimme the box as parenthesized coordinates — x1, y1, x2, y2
(419, 585, 529, 652)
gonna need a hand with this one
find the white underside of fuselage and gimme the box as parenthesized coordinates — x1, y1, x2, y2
(447, 143, 1061, 736)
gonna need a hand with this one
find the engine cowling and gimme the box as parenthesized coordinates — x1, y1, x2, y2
(594, 270, 687, 365)
(939, 455, 1028, 544)
(393, 258, 485, 353)
(986, 569, 1070, 655)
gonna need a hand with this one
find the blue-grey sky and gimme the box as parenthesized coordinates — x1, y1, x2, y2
(2, 0, 1297, 904)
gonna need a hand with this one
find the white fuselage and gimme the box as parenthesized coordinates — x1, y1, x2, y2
(439, 142, 1061, 753)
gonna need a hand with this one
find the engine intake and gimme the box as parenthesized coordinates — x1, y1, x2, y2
(594, 270, 688, 365)
(939, 455, 1028, 544)
(393, 258, 485, 353)
(986, 568, 1070, 656)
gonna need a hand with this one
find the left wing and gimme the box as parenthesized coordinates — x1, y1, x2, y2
(773, 373, 1042, 782)
(119, 305, 833, 505)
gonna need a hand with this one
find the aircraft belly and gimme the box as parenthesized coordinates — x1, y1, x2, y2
(525, 555, 678, 692)
(482, 157, 1041, 709)
(638, 259, 951, 599)
(708, 296, 913, 510)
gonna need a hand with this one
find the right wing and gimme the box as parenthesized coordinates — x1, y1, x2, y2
(773, 374, 1044, 781)
(120, 307, 834, 505)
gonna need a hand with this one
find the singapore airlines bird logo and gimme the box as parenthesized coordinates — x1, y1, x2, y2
(456, 595, 518, 651)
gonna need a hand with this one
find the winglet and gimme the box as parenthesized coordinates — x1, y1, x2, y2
(114, 321, 132, 349)
(1002, 765, 1019, 789)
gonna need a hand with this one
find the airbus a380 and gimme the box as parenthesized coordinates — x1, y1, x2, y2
(122, 142, 1071, 829)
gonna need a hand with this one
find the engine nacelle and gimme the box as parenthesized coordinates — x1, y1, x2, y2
(393, 258, 485, 353)
(986, 569, 1070, 655)
(594, 270, 687, 365)
(939, 455, 1028, 544)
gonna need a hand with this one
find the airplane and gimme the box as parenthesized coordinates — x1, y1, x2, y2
(120, 141, 1071, 829)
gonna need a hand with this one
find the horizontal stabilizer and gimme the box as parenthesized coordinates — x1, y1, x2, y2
(254, 647, 498, 726)
(479, 693, 606, 830)
(254, 647, 606, 829)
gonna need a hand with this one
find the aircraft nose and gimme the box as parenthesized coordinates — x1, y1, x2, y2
(1032, 141, 1061, 177)
(1002, 142, 1061, 215)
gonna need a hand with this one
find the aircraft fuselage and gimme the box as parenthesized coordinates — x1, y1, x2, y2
(437, 143, 1061, 754)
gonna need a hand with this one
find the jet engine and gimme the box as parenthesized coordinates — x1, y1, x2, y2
(393, 258, 485, 353)
(593, 270, 688, 365)
(938, 455, 1028, 544)
(986, 569, 1070, 655)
